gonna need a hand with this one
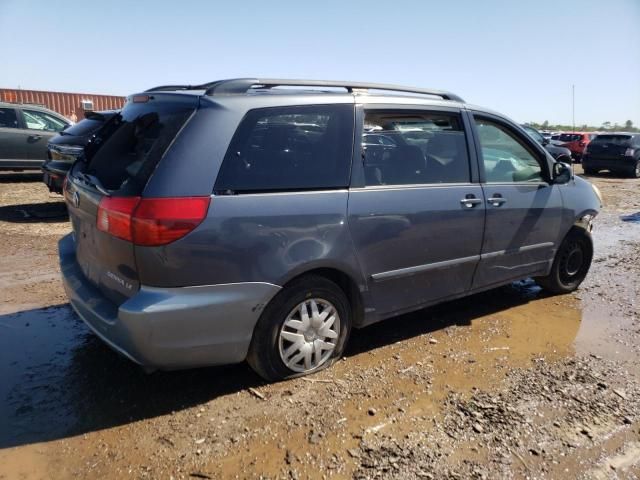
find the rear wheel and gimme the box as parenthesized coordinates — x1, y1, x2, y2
(247, 275, 351, 381)
(631, 160, 640, 178)
(535, 230, 593, 294)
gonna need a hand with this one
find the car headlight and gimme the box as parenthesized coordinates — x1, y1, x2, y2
(591, 183, 603, 207)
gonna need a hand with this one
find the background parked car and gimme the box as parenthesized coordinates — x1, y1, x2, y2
(43, 110, 117, 193)
(0, 102, 71, 170)
(582, 133, 640, 177)
(556, 132, 596, 161)
(521, 125, 573, 163)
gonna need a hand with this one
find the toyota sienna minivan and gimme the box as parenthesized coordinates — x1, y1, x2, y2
(59, 78, 602, 380)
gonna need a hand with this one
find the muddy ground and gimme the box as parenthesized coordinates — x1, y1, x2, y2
(0, 168, 639, 479)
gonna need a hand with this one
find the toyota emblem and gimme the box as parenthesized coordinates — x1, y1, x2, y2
(72, 191, 80, 208)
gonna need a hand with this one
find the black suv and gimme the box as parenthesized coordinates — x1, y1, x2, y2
(43, 110, 117, 193)
(583, 134, 640, 177)
(0, 102, 71, 170)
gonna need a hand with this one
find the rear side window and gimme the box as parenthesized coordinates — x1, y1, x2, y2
(86, 100, 195, 192)
(362, 110, 470, 185)
(215, 105, 354, 193)
(0, 108, 18, 128)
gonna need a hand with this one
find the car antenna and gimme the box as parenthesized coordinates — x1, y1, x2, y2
(571, 84, 576, 180)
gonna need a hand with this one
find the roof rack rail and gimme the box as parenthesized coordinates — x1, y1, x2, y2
(200, 78, 463, 102)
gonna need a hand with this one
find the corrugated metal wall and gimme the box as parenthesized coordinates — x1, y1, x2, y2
(0, 88, 125, 122)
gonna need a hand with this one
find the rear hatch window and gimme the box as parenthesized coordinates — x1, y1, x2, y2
(589, 135, 632, 156)
(84, 96, 196, 194)
(66, 95, 196, 305)
(558, 134, 581, 142)
(62, 117, 106, 137)
(591, 135, 632, 146)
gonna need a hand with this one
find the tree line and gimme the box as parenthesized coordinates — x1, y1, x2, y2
(527, 120, 638, 133)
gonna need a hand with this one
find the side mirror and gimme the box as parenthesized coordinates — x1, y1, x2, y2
(552, 162, 572, 184)
(542, 137, 550, 146)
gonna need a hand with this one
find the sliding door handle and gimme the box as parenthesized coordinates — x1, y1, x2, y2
(460, 198, 482, 208)
(488, 196, 507, 207)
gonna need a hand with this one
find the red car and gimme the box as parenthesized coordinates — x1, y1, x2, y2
(556, 132, 596, 161)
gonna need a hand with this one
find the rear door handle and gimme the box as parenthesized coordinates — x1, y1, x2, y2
(460, 197, 482, 208)
(488, 196, 507, 207)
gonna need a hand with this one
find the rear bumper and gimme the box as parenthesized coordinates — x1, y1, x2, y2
(59, 234, 281, 370)
(582, 156, 635, 171)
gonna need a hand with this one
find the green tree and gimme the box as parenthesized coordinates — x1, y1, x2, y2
(625, 120, 633, 130)
(601, 121, 611, 131)
(542, 120, 549, 128)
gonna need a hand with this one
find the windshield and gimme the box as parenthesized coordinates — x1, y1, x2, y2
(523, 126, 544, 144)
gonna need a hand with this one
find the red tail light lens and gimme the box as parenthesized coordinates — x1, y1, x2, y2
(578, 141, 585, 147)
(96, 196, 210, 246)
(132, 197, 210, 246)
(97, 196, 141, 242)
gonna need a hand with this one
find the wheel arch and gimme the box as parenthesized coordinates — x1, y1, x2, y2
(276, 266, 366, 328)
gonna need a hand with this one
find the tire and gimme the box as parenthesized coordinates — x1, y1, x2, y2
(583, 167, 597, 175)
(246, 275, 352, 381)
(535, 230, 593, 294)
(631, 160, 640, 179)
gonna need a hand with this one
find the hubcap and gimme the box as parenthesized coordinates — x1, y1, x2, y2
(565, 248, 583, 276)
(560, 241, 584, 282)
(278, 298, 340, 373)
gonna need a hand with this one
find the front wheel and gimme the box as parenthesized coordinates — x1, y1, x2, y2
(631, 160, 640, 178)
(535, 230, 593, 294)
(247, 275, 351, 381)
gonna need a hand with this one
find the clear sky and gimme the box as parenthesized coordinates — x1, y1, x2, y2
(1, 0, 638, 127)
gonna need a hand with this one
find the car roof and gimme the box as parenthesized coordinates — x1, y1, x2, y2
(0, 101, 68, 117)
(128, 78, 534, 124)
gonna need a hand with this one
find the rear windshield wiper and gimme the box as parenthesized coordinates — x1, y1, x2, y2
(79, 173, 111, 196)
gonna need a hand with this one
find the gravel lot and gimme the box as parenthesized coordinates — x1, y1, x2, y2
(0, 168, 639, 479)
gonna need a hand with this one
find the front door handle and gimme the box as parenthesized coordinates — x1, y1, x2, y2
(488, 195, 507, 207)
(460, 197, 482, 208)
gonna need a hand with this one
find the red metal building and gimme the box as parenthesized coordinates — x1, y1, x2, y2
(0, 88, 125, 122)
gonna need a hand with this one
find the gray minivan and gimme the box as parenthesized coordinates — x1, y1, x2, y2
(59, 79, 602, 380)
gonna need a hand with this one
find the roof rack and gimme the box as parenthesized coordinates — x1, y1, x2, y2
(144, 78, 464, 102)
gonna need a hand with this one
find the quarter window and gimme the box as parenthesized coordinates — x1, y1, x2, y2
(475, 118, 544, 183)
(22, 110, 68, 132)
(362, 111, 470, 186)
(0, 108, 18, 129)
(215, 105, 354, 193)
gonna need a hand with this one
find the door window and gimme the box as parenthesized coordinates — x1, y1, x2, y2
(0, 108, 18, 128)
(215, 104, 354, 193)
(22, 110, 68, 132)
(474, 118, 544, 183)
(362, 111, 470, 185)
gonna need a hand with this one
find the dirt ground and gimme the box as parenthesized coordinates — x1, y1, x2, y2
(0, 168, 639, 479)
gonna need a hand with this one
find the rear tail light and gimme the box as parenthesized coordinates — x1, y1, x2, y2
(97, 197, 141, 242)
(97, 196, 210, 246)
(578, 141, 586, 147)
(626, 148, 636, 157)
